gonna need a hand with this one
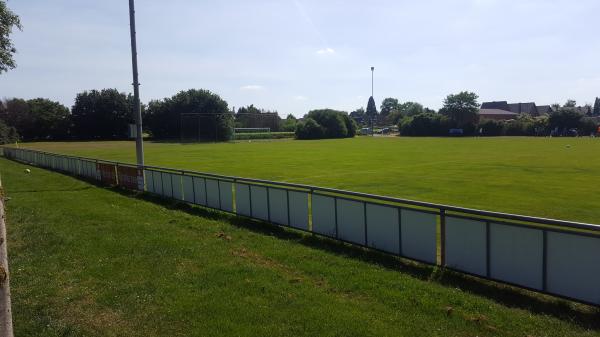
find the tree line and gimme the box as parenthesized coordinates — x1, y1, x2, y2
(0, 88, 300, 144)
(349, 92, 600, 137)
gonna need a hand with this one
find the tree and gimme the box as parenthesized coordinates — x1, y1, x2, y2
(594, 97, 600, 116)
(380, 98, 399, 117)
(549, 107, 583, 134)
(280, 114, 298, 132)
(236, 105, 280, 131)
(439, 91, 479, 128)
(366, 96, 377, 122)
(71, 89, 133, 139)
(144, 89, 232, 141)
(349, 107, 365, 124)
(0, 1, 21, 73)
(27, 98, 70, 139)
(295, 118, 324, 139)
(306, 109, 348, 138)
(295, 109, 356, 140)
(564, 99, 577, 108)
(0, 118, 18, 144)
(399, 101, 424, 117)
(0, 98, 31, 137)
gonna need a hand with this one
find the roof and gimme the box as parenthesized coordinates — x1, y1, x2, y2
(481, 101, 510, 111)
(536, 105, 552, 114)
(478, 108, 518, 116)
(508, 102, 538, 115)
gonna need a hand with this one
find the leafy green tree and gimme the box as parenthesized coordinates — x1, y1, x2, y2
(236, 105, 280, 131)
(145, 89, 232, 141)
(27, 98, 70, 139)
(593, 97, 600, 116)
(280, 114, 298, 132)
(399, 101, 424, 117)
(549, 108, 583, 134)
(0, 118, 18, 144)
(564, 99, 577, 108)
(0, 98, 31, 137)
(295, 118, 324, 139)
(71, 89, 133, 139)
(439, 91, 479, 128)
(380, 98, 399, 117)
(0, 1, 21, 73)
(307, 109, 348, 138)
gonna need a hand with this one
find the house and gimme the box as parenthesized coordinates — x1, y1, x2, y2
(536, 105, 553, 115)
(481, 101, 511, 111)
(478, 108, 518, 121)
(508, 102, 538, 116)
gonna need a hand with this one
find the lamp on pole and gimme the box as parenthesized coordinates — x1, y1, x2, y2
(371, 66, 374, 97)
(128, 0, 144, 167)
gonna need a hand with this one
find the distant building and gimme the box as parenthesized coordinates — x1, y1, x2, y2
(536, 105, 553, 115)
(478, 108, 518, 121)
(479, 100, 555, 119)
(508, 102, 538, 116)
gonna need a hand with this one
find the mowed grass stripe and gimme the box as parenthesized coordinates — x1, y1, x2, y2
(2, 158, 600, 336)
(17, 137, 600, 224)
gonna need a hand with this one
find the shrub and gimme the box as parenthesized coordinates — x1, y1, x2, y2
(399, 113, 451, 136)
(295, 118, 324, 139)
(307, 109, 348, 138)
(479, 119, 504, 136)
(579, 117, 599, 136)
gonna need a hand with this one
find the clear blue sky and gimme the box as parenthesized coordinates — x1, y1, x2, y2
(1, 0, 599, 116)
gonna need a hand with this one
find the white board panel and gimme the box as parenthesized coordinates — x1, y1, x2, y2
(250, 186, 269, 221)
(446, 217, 487, 276)
(161, 172, 173, 198)
(235, 183, 251, 216)
(489, 223, 543, 290)
(401, 209, 437, 263)
(366, 204, 399, 254)
(337, 199, 365, 245)
(288, 191, 309, 230)
(312, 194, 336, 237)
(219, 182, 233, 212)
(268, 188, 288, 225)
(152, 171, 163, 195)
(182, 175, 194, 203)
(547, 232, 600, 305)
(144, 170, 155, 193)
(205, 179, 220, 209)
(171, 174, 184, 201)
(193, 177, 207, 206)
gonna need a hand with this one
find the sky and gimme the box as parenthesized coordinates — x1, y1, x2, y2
(1, 0, 599, 117)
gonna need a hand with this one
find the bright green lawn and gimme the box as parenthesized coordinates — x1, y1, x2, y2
(17, 137, 600, 224)
(2, 158, 599, 337)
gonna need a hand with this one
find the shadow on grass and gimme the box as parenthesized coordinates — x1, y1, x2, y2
(105, 186, 600, 330)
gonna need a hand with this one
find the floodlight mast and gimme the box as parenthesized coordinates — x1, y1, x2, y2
(129, 0, 144, 167)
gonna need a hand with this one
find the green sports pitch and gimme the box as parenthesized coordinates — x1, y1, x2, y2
(16, 136, 600, 224)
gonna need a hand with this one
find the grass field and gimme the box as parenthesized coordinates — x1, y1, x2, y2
(2, 157, 600, 336)
(16, 136, 600, 224)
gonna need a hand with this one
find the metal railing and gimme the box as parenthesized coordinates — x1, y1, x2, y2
(2, 146, 599, 306)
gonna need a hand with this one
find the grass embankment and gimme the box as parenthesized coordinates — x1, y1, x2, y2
(1, 158, 599, 336)
(17, 137, 600, 223)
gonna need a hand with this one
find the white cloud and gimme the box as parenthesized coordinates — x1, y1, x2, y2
(293, 95, 308, 101)
(240, 85, 264, 91)
(316, 48, 335, 55)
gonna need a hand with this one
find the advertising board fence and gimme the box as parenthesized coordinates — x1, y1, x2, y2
(2, 146, 599, 306)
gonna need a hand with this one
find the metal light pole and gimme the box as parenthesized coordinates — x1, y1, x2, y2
(129, 0, 144, 167)
(371, 66, 374, 97)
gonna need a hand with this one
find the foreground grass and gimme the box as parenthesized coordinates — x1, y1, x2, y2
(2, 158, 600, 336)
(16, 137, 600, 224)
